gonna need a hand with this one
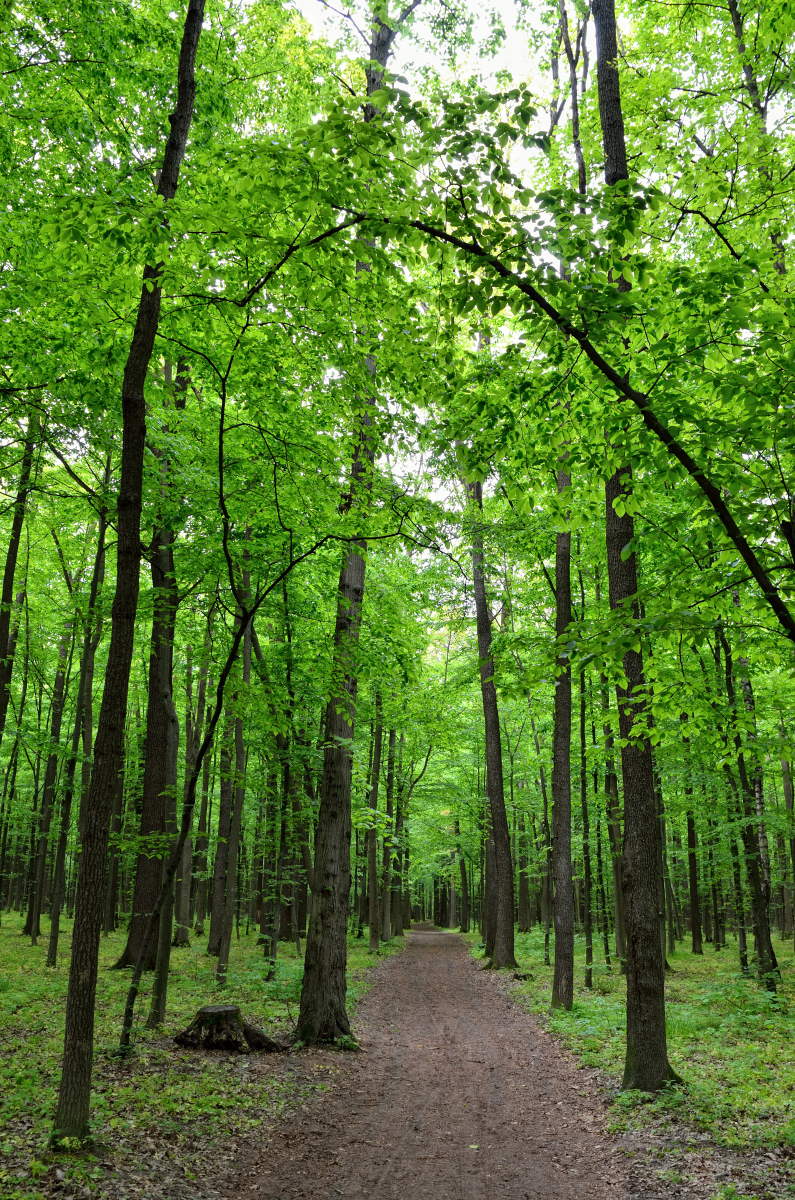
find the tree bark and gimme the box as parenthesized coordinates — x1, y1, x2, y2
(467, 481, 516, 969)
(716, 622, 778, 986)
(552, 464, 574, 1008)
(593, 0, 674, 1091)
(47, 491, 109, 968)
(208, 714, 235, 957)
(0, 417, 37, 750)
(380, 726, 396, 941)
(53, 0, 205, 1142)
(580, 671, 594, 988)
(27, 615, 75, 943)
(367, 696, 384, 951)
(604, 466, 675, 1090)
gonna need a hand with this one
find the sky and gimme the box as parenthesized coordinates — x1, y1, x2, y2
(288, 0, 550, 100)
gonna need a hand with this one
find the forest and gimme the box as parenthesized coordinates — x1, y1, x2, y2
(1, 0, 794, 1196)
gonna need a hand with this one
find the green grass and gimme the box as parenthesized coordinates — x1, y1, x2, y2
(477, 927, 795, 1151)
(0, 913, 403, 1199)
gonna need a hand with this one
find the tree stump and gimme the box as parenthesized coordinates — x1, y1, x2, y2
(174, 1005, 281, 1053)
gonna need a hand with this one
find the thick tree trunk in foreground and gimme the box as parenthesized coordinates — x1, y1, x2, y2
(53, 0, 205, 1143)
(468, 481, 516, 970)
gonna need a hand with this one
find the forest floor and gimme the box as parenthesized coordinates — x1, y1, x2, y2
(227, 925, 795, 1200)
(230, 923, 627, 1200)
(506, 927, 795, 1200)
(0, 916, 399, 1200)
(3, 920, 795, 1200)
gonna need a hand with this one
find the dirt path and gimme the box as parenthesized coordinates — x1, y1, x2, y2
(230, 926, 629, 1199)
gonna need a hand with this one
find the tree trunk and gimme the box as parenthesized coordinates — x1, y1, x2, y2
(193, 702, 214, 936)
(392, 745, 405, 937)
(593, 0, 674, 1091)
(0, 416, 37, 750)
(114, 528, 178, 969)
(717, 623, 778, 986)
(686, 810, 703, 955)
(296, 532, 366, 1040)
(368, 696, 383, 952)
(579, 671, 593, 988)
(296, 1, 419, 1045)
(604, 465, 675, 1090)
(552, 463, 573, 1008)
(174, 647, 206, 945)
(146, 532, 182, 1027)
(208, 714, 235, 957)
(28, 616, 75, 943)
(381, 727, 396, 942)
(47, 497, 109, 968)
(53, 2, 204, 1142)
(467, 481, 516, 969)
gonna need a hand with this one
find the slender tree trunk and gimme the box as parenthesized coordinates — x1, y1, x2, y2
(717, 623, 778, 986)
(174, 648, 206, 945)
(53, 4, 204, 1141)
(208, 715, 235, 957)
(580, 671, 593, 988)
(296, 3, 420, 1044)
(552, 463, 574, 1008)
(0, 417, 37, 750)
(47, 500, 108, 968)
(145, 527, 183, 1027)
(392, 743, 405, 937)
(266, 806, 287, 981)
(28, 616, 75, 943)
(467, 481, 516, 969)
(593, 0, 674, 1090)
(381, 727, 396, 941)
(686, 811, 703, 955)
(193, 704, 214, 936)
(781, 733, 795, 950)
(368, 697, 383, 952)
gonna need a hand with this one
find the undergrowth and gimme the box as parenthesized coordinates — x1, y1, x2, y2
(484, 926, 795, 1151)
(0, 915, 402, 1199)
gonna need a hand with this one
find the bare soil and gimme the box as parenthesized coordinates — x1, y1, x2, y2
(230, 925, 630, 1200)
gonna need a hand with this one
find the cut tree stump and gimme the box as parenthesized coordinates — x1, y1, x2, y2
(174, 1005, 281, 1053)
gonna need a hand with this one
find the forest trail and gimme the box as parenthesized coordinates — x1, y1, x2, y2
(230, 927, 628, 1200)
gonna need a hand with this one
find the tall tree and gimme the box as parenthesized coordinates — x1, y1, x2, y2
(53, 0, 205, 1141)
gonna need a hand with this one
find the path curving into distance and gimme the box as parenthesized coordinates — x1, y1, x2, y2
(231, 925, 628, 1200)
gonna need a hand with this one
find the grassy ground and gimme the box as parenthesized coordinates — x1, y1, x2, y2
(0, 914, 402, 1200)
(491, 927, 795, 1153)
